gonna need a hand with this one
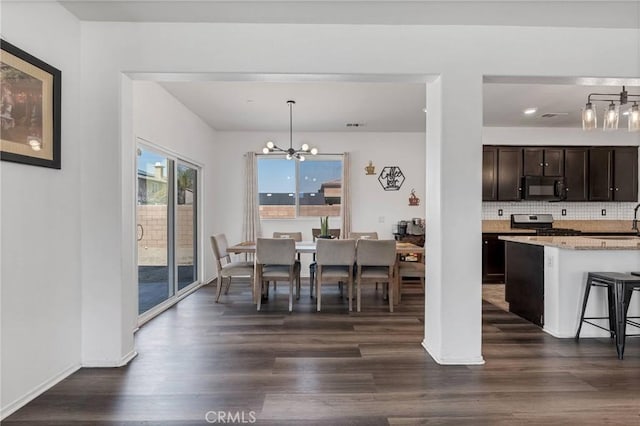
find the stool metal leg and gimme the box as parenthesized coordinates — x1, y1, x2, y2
(575, 275, 593, 339)
(614, 281, 627, 360)
(607, 285, 616, 338)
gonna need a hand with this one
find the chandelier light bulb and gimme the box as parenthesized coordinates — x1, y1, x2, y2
(603, 102, 619, 131)
(582, 103, 596, 130)
(310, 147, 318, 155)
(629, 103, 640, 132)
(262, 147, 270, 154)
(301, 143, 309, 151)
(299, 154, 305, 161)
(286, 153, 292, 160)
(266, 141, 275, 149)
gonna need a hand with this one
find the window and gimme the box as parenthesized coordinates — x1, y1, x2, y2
(258, 156, 343, 219)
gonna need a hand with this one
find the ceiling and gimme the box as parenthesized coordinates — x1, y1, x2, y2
(158, 79, 640, 132)
(160, 81, 427, 132)
(59, 1, 640, 28)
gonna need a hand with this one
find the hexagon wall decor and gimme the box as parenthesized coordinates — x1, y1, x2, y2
(378, 166, 405, 191)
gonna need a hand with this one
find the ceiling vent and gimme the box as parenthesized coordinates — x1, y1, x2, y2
(541, 112, 569, 118)
(346, 123, 365, 128)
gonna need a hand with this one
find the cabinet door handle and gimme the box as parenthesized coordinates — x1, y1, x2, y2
(615, 188, 619, 191)
(484, 241, 488, 244)
(539, 162, 544, 166)
(545, 162, 549, 166)
(566, 187, 570, 191)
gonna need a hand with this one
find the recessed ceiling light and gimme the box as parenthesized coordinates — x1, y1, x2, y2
(523, 107, 538, 115)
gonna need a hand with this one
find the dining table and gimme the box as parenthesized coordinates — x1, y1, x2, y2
(228, 240, 425, 305)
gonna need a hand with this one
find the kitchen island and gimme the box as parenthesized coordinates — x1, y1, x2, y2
(499, 235, 640, 338)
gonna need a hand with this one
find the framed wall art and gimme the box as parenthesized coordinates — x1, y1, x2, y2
(1, 39, 61, 169)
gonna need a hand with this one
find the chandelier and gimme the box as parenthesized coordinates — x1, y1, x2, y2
(582, 86, 640, 132)
(262, 100, 318, 161)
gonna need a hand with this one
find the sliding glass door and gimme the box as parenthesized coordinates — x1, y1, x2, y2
(137, 145, 199, 315)
(176, 163, 197, 291)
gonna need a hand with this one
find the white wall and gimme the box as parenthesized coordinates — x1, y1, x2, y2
(213, 131, 426, 241)
(0, 1, 82, 418)
(482, 126, 640, 221)
(74, 21, 639, 367)
(133, 81, 219, 284)
(212, 131, 426, 274)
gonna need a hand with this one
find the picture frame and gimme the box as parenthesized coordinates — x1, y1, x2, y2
(1, 39, 61, 169)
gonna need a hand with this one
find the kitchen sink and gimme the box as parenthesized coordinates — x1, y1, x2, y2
(590, 236, 639, 240)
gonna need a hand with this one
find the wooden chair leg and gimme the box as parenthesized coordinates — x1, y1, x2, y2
(257, 280, 263, 311)
(216, 276, 225, 302)
(317, 278, 322, 312)
(288, 278, 294, 312)
(225, 276, 232, 294)
(388, 279, 394, 313)
(357, 266, 362, 312)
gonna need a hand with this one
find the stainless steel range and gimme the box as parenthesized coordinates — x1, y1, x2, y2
(510, 214, 582, 236)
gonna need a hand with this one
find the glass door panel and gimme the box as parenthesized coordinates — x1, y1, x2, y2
(137, 147, 174, 314)
(176, 163, 197, 291)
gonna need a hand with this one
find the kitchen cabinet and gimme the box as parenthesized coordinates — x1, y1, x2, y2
(589, 147, 638, 201)
(523, 148, 564, 177)
(482, 234, 505, 283)
(482, 146, 498, 201)
(613, 147, 638, 201)
(497, 147, 523, 201)
(564, 148, 589, 201)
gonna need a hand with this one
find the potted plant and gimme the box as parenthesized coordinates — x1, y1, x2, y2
(319, 216, 331, 238)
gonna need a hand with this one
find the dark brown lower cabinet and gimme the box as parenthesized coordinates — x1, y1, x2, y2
(504, 241, 544, 327)
(482, 234, 505, 283)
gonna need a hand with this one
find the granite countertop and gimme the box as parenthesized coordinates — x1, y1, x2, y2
(483, 220, 634, 234)
(499, 235, 640, 250)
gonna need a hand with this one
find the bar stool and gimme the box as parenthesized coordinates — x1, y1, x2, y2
(575, 272, 640, 359)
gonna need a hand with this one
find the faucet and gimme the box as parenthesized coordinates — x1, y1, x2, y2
(633, 203, 640, 233)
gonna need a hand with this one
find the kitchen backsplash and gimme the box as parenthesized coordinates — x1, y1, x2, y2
(482, 202, 638, 220)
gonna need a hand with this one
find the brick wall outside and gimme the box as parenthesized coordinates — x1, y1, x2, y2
(137, 204, 194, 266)
(260, 204, 340, 219)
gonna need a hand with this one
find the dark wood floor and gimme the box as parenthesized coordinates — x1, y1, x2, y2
(5, 279, 640, 425)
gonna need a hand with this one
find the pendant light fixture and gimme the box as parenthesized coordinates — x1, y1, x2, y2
(582, 86, 640, 132)
(262, 100, 318, 160)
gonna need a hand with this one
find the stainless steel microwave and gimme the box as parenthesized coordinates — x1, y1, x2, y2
(522, 176, 566, 201)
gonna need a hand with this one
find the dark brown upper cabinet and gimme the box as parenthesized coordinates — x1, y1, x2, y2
(564, 148, 589, 201)
(497, 147, 523, 201)
(523, 148, 564, 177)
(613, 147, 638, 201)
(589, 146, 638, 202)
(482, 146, 498, 201)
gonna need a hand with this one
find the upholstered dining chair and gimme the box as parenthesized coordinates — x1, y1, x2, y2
(309, 228, 341, 297)
(210, 234, 254, 303)
(255, 238, 301, 312)
(355, 239, 397, 313)
(271, 232, 303, 293)
(315, 239, 356, 312)
(349, 231, 378, 240)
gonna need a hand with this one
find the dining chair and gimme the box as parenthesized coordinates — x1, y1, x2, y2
(310, 228, 341, 297)
(349, 231, 378, 240)
(355, 239, 396, 312)
(210, 234, 254, 303)
(255, 238, 301, 312)
(398, 259, 425, 301)
(315, 239, 356, 312)
(271, 232, 303, 293)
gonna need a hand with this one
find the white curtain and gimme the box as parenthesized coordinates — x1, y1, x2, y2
(243, 152, 261, 245)
(340, 152, 352, 239)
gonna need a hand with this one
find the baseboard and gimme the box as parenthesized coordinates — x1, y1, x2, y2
(421, 340, 485, 365)
(83, 349, 138, 368)
(0, 362, 81, 421)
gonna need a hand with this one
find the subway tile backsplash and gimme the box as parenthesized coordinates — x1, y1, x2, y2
(482, 202, 637, 220)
